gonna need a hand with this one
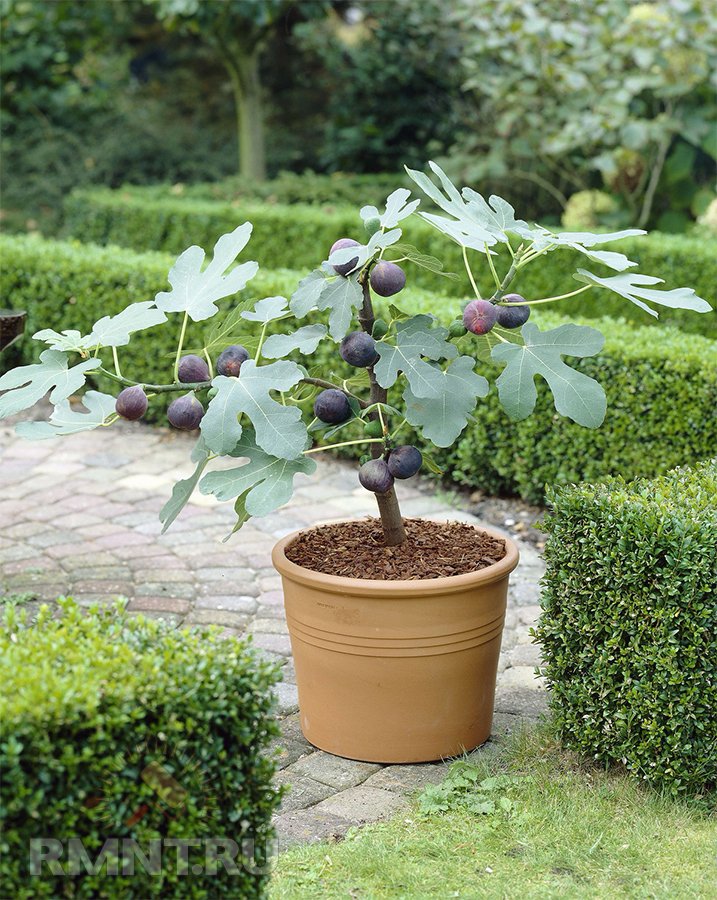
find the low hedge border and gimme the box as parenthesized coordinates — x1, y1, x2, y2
(0, 599, 282, 899)
(534, 460, 717, 795)
(3, 234, 716, 503)
(62, 187, 717, 337)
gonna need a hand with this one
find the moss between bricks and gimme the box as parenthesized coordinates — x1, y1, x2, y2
(3, 234, 716, 503)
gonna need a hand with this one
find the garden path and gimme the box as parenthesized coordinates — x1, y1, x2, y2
(0, 418, 546, 848)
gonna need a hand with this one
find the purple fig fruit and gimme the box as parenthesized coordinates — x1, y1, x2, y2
(313, 389, 351, 424)
(387, 445, 422, 479)
(496, 303, 530, 328)
(369, 261, 406, 297)
(329, 238, 360, 276)
(340, 331, 379, 368)
(358, 458, 394, 494)
(115, 386, 148, 421)
(216, 344, 249, 377)
(167, 393, 204, 430)
(177, 354, 210, 384)
(463, 299, 498, 335)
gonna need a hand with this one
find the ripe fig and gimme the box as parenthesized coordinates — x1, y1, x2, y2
(463, 299, 498, 335)
(369, 261, 406, 297)
(363, 419, 383, 438)
(329, 238, 360, 277)
(496, 302, 530, 329)
(115, 385, 148, 421)
(178, 354, 210, 384)
(358, 458, 394, 494)
(217, 344, 249, 377)
(167, 393, 204, 430)
(387, 445, 422, 479)
(313, 388, 351, 424)
(340, 331, 379, 368)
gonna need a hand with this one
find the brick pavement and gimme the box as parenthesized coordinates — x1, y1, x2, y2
(0, 418, 547, 847)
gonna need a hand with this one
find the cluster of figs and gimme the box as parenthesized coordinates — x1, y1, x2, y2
(114, 345, 249, 427)
(461, 294, 530, 335)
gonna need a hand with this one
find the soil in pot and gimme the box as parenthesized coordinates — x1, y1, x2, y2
(283, 518, 507, 580)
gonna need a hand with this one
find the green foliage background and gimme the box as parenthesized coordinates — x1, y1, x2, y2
(536, 460, 717, 794)
(3, 233, 716, 504)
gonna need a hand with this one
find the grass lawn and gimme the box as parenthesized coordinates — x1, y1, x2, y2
(270, 725, 717, 899)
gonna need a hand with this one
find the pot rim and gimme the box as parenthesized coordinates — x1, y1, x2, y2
(272, 520, 520, 598)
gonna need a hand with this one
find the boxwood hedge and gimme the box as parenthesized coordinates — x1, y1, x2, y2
(535, 460, 717, 795)
(62, 187, 717, 337)
(0, 600, 282, 899)
(2, 234, 716, 503)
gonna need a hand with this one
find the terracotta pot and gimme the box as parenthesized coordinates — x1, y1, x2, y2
(272, 524, 520, 763)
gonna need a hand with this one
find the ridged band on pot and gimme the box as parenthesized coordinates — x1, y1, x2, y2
(272, 524, 520, 764)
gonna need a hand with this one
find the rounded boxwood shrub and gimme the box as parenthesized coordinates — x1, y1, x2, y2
(535, 460, 717, 795)
(0, 600, 282, 898)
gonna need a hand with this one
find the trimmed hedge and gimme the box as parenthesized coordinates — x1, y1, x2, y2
(63, 187, 717, 337)
(535, 460, 717, 795)
(3, 234, 717, 503)
(0, 600, 282, 898)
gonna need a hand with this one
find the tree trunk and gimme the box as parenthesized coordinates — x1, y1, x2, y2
(358, 278, 406, 546)
(226, 51, 266, 181)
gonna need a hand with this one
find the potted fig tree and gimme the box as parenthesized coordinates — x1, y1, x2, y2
(0, 163, 710, 763)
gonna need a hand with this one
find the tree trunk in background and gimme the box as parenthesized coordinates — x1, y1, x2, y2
(226, 50, 266, 181)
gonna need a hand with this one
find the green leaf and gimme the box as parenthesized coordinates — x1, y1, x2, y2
(241, 295, 289, 323)
(405, 161, 499, 250)
(492, 322, 606, 427)
(360, 188, 420, 228)
(191, 302, 257, 356)
(86, 302, 168, 347)
(0, 350, 99, 419)
(261, 324, 327, 360)
(388, 243, 459, 279)
(460, 188, 530, 244)
(290, 269, 328, 318)
(33, 302, 166, 352)
(317, 274, 364, 340)
(460, 323, 524, 363)
(374, 315, 457, 392)
(574, 269, 713, 318)
(403, 356, 489, 447)
(155, 223, 258, 322)
(200, 360, 306, 458)
(159, 437, 210, 533)
(14, 391, 116, 440)
(199, 429, 317, 518)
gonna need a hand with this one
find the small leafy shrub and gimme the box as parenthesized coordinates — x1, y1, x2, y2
(0, 600, 282, 898)
(419, 765, 525, 820)
(2, 235, 716, 503)
(61, 188, 717, 333)
(535, 460, 717, 795)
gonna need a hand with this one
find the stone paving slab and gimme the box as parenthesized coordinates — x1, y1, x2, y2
(0, 415, 547, 849)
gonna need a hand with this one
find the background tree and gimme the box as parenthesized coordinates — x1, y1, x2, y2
(149, 0, 330, 181)
(451, 0, 716, 229)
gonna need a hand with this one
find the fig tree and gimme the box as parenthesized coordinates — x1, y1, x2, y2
(313, 388, 351, 424)
(496, 300, 530, 329)
(369, 261, 406, 297)
(387, 445, 422, 479)
(115, 385, 148, 421)
(358, 458, 394, 494)
(178, 354, 210, 384)
(330, 238, 360, 277)
(216, 344, 249, 377)
(340, 331, 379, 367)
(167, 393, 204, 430)
(463, 299, 498, 335)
